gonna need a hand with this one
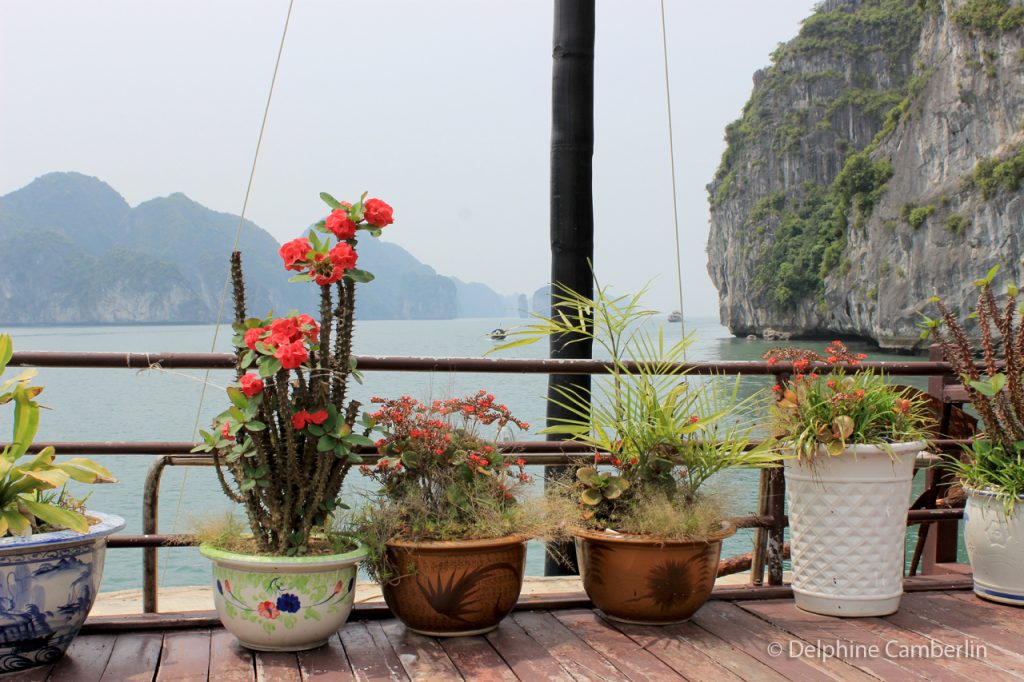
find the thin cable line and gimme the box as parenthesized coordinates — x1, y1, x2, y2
(161, 0, 295, 585)
(659, 0, 687, 355)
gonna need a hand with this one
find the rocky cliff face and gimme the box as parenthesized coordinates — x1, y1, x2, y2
(707, 0, 1024, 350)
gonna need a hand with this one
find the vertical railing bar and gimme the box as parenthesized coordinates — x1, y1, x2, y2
(142, 456, 170, 613)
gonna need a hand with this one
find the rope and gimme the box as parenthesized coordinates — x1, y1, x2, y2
(658, 0, 687, 353)
(161, 0, 295, 586)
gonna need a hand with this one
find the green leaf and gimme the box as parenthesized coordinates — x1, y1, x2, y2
(246, 420, 267, 432)
(288, 274, 314, 283)
(975, 264, 1000, 287)
(56, 458, 116, 483)
(576, 467, 600, 485)
(317, 436, 338, 452)
(320, 192, 341, 209)
(19, 499, 88, 533)
(580, 488, 603, 506)
(345, 268, 375, 284)
(10, 386, 40, 460)
(0, 334, 11, 373)
(486, 336, 540, 355)
(259, 358, 282, 378)
(308, 424, 325, 437)
(227, 387, 248, 410)
(240, 350, 255, 367)
(970, 373, 1007, 396)
(1, 510, 30, 536)
(344, 433, 375, 447)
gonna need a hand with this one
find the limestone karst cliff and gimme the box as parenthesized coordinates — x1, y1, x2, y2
(707, 0, 1024, 350)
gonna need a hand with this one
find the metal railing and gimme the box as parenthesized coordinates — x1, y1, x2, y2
(9, 349, 970, 613)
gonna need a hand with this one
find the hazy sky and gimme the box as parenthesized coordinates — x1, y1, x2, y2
(0, 1, 817, 316)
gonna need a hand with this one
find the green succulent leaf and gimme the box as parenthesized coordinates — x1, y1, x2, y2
(580, 488, 603, 506)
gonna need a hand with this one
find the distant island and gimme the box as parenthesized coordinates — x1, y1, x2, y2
(0, 172, 530, 324)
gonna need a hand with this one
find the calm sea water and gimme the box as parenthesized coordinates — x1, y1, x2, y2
(4, 317, 938, 592)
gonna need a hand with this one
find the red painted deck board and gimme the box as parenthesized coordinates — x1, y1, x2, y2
(9, 588, 1019, 681)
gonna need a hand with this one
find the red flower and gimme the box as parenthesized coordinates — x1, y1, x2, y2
(325, 208, 357, 240)
(689, 415, 700, 424)
(221, 421, 234, 441)
(239, 373, 264, 398)
(279, 238, 312, 271)
(297, 314, 320, 341)
(772, 384, 782, 393)
(307, 409, 329, 425)
(257, 601, 280, 619)
(268, 317, 301, 346)
(275, 340, 308, 369)
(244, 327, 266, 351)
(314, 269, 343, 286)
(328, 242, 358, 271)
(292, 411, 310, 429)
(363, 198, 394, 227)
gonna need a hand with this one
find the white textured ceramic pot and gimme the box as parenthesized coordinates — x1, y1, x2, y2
(200, 542, 367, 652)
(964, 488, 1024, 605)
(0, 511, 125, 672)
(785, 441, 923, 617)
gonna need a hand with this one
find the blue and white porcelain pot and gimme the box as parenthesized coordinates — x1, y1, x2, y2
(0, 511, 125, 672)
(964, 488, 1024, 605)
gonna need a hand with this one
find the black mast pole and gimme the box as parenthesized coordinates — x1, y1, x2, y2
(546, 0, 595, 576)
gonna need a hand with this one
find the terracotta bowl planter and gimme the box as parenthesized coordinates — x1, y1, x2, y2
(574, 522, 734, 624)
(381, 535, 527, 636)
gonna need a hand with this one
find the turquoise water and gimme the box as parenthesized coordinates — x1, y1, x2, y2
(4, 318, 940, 592)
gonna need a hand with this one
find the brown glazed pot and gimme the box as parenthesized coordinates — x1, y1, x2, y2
(574, 522, 735, 624)
(381, 535, 527, 636)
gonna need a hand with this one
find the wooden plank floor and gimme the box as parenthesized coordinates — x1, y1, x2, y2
(6, 590, 1022, 681)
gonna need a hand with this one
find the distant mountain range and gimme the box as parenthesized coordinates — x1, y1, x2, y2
(0, 172, 528, 324)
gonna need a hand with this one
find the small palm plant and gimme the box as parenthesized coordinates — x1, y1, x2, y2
(0, 334, 116, 536)
(493, 280, 777, 538)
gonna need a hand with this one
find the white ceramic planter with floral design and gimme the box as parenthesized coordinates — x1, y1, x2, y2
(199, 542, 367, 651)
(785, 441, 923, 617)
(964, 488, 1024, 605)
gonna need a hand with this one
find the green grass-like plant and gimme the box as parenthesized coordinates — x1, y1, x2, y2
(492, 280, 778, 540)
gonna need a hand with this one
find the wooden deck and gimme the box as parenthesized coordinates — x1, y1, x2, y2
(7, 585, 1024, 681)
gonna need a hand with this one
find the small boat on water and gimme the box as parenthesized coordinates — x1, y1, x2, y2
(667, 311, 682, 323)
(488, 328, 508, 340)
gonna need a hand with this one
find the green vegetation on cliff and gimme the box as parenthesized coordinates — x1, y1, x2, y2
(966, 142, 1024, 199)
(951, 0, 1024, 34)
(711, 0, 929, 309)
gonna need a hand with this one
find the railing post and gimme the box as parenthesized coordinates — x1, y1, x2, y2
(749, 468, 770, 586)
(142, 456, 170, 613)
(766, 467, 786, 586)
(921, 344, 960, 574)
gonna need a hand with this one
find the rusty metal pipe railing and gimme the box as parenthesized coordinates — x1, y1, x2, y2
(9, 350, 963, 376)
(6, 349, 974, 613)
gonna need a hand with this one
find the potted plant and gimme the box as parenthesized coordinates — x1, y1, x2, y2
(923, 265, 1024, 605)
(351, 391, 537, 636)
(0, 334, 123, 672)
(494, 283, 777, 624)
(765, 341, 931, 617)
(193, 191, 393, 651)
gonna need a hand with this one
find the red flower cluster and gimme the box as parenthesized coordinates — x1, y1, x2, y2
(366, 392, 529, 481)
(243, 314, 319, 369)
(292, 409, 329, 430)
(279, 238, 359, 286)
(239, 373, 264, 398)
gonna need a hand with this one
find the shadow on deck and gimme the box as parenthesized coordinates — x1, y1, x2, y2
(8, 575, 1022, 681)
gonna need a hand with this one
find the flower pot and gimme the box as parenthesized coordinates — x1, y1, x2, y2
(381, 535, 527, 637)
(573, 523, 735, 625)
(785, 441, 923, 617)
(200, 541, 368, 651)
(0, 511, 125, 672)
(964, 488, 1024, 605)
